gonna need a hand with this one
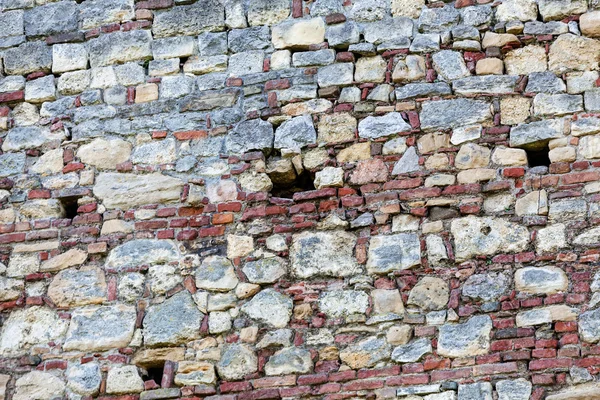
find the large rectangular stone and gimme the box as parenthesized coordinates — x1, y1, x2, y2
(79, 0, 135, 30)
(88, 30, 153, 68)
(24, 1, 78, 37)
(3, 41, 52, 75)
(420, 98, 492, 131)
(152, 0, 225, 38)
(509, 118, 564, 149)
(452, 75, 520, 95)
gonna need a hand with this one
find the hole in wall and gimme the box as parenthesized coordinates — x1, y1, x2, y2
(144, 365, 165, 387)
(526, 146, 551, 168)
(59, 196, 81, 219)
(270, 170, 316, 199)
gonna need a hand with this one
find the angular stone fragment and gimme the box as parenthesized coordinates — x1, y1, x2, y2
(462, 272, 510, 301)
(516, 305, 577, 327)
(350, 0, 390, 21)
(496, 379, 533, 400)
(420, 99, 491, 131)
(546, 383, 600, 400)
(94, 173, 183, 210)
(195, 255, 238, 292)
(451, 216, 529, 262)
(227, 118, 274, 154)
(318, 290, 369, 318)
(549, 34, 600, 74)
(358, 112, 410, 139)
(318, 113, 356, 143)
(67, 362, 102, 396)
(496, 0, 537, 22)
(579, 308, 600, 343)
(418, 4, 459, 32)
(538, 0, 587, 21)
(437, 315, 492, 358)
(274, 115, 317, 150)
(314, 167, 344, 189)
(265, 347, 313, 375)
(408, 277, 449, 311)
(354, 55, 387, 83)
(0, 153, 26, 178)
(0, 276, 23, 301)
(393, 55, 426, 82)
(515, 266, 568, 295)
(432, 50, 470, 81)
(241, 289, 292, 328)
(48, 266, 107, 307)
(580, 11, 600, 37)
(505, 45, 547, 75)
(340, 336, 392, 369)
(452, 75, 519, 95)
(0, 306, 68, 356)
(272, 18, 325, 49)
(88, 30, 152, 68)
(533, 93, 583, 116)
(152, 0, 224, 37)
(510, 119, 564, 150)
(143, 291, 203, 347)
(243, 257, 287, 284)
(216, 344, 258, 380)
(13, 371, 65, 400)
(20, 199, 64, 220)
(367, 233, 421, 274)
(392, 338, 432, 363)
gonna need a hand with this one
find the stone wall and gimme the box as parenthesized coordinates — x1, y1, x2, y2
(2, 0, 600, 399)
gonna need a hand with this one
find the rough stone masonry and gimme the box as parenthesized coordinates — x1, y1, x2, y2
(3, 0, 600, 399)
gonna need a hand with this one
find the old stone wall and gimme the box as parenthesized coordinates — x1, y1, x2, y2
(2, 0, 600, 399)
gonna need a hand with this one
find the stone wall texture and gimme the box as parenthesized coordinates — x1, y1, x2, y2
(3, 0, 600, 399)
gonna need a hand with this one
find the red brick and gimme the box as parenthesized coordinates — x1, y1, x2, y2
(174, 130, 208, 140)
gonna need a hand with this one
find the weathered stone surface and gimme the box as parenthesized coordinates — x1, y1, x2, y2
(452, 75, 519, 95)
(391, 338, 432, 363)
(355, 55, 387, 83)
(549, 34, 600, 74)
(227, 119, 274, 154)
(496, 379, 533, 400)
(3, 126, 64, 152)
(216, 343, 258, 380)
(408, 277, 449, 311)
(510, 119, 563, 150)
(242, 257, 287, 284)
(455, 143, 490, 169)
(314, 167, 344, 189)
(505, 45, 547, 75)
(462, 272, 510, 301)
(94, 173, 183, 209)
(80, 0, 135, 30)
(248, 0, 289, 26)
(579, 308, 600, 343)
(0, 276, 23, 302)
(0, 307, 68, 356)
(175, 361, 216, 386)
(458, 382, 492, 400)
(420, 99, 491, 131)
(78, 138, 132, 170)
(538, 0, 587, 21)
(24, 1, 77, 37)
(63, 304, 136, 351)
(143, 291, 203, 347)
(432, 50, 470, 81)
(318, 290, 369, 318)
(516, 305, 577, 327)
(274, 115, 317, 150)
(515, 266, 568, 295)
(13, 371, 65, 400)
(272, 18, 325, 49)
(153, 1, 224, 37)
(88, 30, 152, 68)
(265, 347, 313, 375)
(106, 239, 179, 271)
(242, 289, 292, 328)
(437, 315, 492, 358)
(67, 362, 102, 396)
(367, 233, 421, 274)
(451, 216, 529, 261)
(349, 158, 388, 184)
(196, 255, 238, 291)
(48, 266, 107, 307)
(496, 0, 537, 21)
(358, 112, 410, 139)
(290, 231, 361, 278)
(317, 63, 354, 87)
(340, 336, 391, 369)
(546, 383, 600, 400)
(533, 93, 583, 116)
(418, 4, 459, 32)
(106, 365, 144, 395)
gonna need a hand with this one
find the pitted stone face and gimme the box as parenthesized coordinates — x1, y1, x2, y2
(437, 315, 493, 358)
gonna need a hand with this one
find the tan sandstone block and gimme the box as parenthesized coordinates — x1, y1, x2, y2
(135, 83, 158, 103)
(500, 97, 530, 125)
(581, 11, 600, 37)
(476, 58, 503, 75)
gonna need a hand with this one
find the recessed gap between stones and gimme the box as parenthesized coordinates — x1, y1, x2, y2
(59, 195, 82, 219)
(526, 146, 551, 168)
(144, 365, 165, 387)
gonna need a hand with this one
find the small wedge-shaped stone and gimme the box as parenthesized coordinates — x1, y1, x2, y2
(392, 338, 432, 363)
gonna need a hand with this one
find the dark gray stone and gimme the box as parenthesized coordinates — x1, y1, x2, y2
(392, 338, 432, 363)
(523, 21, 569, 35)
(292, 49, 335, 67)
(395, 82, 451, 100)
(227, 118, 274, 154)
(274, 115, 317, 149)
(3, 41, 52, 75)
(152, 1, 225, 37)
(143, 291, 204, 347)
(462, 272, 510, 301)
(228, 26, 271, 52)
(525, 72, 566, 93)
(265, 347, 313, 375)
(326, 21, 361, 48)
(459, 5, 492, 26)
(420, 98, 491, 131)
(510, 118, 563, 149)
(24, 1, 78, 37)
(437, 315, 493, 358)
(358, 112, 411, 139)
(453, 75, 520, 95)
(418, 4, 460, 33)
